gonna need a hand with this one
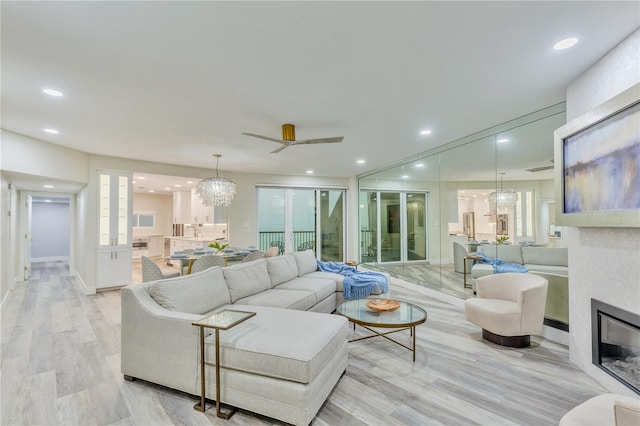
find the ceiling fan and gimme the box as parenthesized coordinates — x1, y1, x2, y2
(242, 124, 344, 154)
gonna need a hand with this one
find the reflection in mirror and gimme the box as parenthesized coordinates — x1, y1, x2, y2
(358, 104, 566, 300)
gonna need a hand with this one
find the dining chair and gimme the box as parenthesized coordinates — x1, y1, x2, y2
(190, 255, 225, 274)
(270, 241, 285, 255)
(297, 240, 316, 251)
(264, 247, 279, 257)
(141, 256, 180, 282)
(241, 250, 265, 262)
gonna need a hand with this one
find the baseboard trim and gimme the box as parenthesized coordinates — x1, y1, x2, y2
(32, 256, 69, 263)
(73, 271, 96, 295)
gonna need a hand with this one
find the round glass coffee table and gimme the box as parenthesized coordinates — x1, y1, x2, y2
(336, 299, 427, 362)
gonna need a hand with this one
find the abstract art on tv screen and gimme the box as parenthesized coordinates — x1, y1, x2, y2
(563, 101, 640, 214)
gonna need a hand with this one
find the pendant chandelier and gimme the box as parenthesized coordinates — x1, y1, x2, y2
(488, 173, 518, 210)
(195, 154, 237, 207)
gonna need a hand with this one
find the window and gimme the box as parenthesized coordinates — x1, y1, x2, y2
(133, 212, 155, 228)
(514, 190, 534, 238)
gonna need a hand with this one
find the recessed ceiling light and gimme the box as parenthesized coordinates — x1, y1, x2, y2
(357, 159, 365, 164)
(44, 128, 59, 134)
(174, 184, 181, 187)
(401, 175, 409, 179)
(164, 187, 171, 191)
(44, 199, 52, 203)
(148, 190, 155, 193)
(43, 88, 63, 97)
(460, 191, 465, 194)
(137, 176, 146, 180)
(132, 181, 137, 184)
(472, 195, 477, 198)
(497, 138, 509, 143)
(306, 170, 314, 174)
(186, 181, 194, 184)
(415, 163, 424, 168)
(419, 129, 432, 136)
(43, 184, 54, 189)
(554, 37, 578, 50)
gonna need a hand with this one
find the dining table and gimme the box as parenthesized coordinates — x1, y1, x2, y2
(167, 249, 252, 274)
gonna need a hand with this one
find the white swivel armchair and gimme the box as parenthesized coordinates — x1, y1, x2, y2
(464, 272, 548, 347)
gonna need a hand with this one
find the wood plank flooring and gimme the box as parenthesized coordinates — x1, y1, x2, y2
(1, 261, 606, 425)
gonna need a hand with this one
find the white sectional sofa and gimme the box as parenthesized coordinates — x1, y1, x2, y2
(121, 250, 388, 425)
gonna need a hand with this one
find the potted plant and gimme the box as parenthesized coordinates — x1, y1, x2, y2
(208, 240, 229, 254)
(496, 235, 510, 245)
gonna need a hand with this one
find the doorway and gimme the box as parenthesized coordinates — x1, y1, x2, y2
(21, 192, 73, 281)
(360, 191, 428, 264)
(256, 187, 345, 261)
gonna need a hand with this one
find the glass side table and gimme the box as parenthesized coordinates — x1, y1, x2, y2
(192, 309, 256, 418)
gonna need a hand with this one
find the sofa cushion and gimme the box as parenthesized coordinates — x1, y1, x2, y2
(522, 247, 568, 267)
(223, 259, 272, 303)
(479, 244, 523, 264)
(148, 266, 230, 315)
(526, 264, 568, 276)
(292, 249, 318, 276)
(266, 254, 299, 286)
(275, 277, 336, 304)
(233, 289, 317, 311)
(208, 305, 349, 384)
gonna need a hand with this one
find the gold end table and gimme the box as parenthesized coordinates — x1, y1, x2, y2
(192, 309, 256, 418)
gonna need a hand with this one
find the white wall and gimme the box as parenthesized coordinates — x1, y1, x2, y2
(0, 130, 89, 183)
(0, 172, 19, 304)
(31, 201, 70, 260)
(566, 29, 640, 396)
(132, 193, 172, 237)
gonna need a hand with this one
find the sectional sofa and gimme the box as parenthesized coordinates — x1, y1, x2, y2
(469, 245, 569, 326)
(121, 250, 388, 425)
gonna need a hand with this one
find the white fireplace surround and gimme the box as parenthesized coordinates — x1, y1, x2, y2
(566, 28, 640, 396)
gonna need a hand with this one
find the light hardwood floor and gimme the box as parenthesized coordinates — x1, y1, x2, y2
(1, 261, 606, 425)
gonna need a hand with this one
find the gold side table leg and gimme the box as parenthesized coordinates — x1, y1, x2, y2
(194, 327, 206, 412)
(215, 329, 235, 419)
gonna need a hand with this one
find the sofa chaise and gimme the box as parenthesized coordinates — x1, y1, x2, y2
(121, 250, 388, 425)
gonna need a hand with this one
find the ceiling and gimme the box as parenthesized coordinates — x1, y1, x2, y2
(2, 1, 639, 185)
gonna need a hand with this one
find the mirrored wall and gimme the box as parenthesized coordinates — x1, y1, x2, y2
(358, 104, 566, 299)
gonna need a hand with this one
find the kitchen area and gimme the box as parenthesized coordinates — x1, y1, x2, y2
(132, 174, 228, 281)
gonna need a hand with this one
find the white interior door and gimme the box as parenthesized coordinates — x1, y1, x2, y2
(24, 194, 32, 280)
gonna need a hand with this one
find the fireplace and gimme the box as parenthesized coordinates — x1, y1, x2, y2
(591, 299, 640, 394)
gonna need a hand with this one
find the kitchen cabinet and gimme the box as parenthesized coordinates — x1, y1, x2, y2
(172, 190, 191, 223)
(96, 171, 132, 288)
(170, 237, 211, 253)
(190, 189, 214, 224)
(148, 235, 164, 258)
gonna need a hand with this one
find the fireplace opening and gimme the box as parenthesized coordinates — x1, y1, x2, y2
(591, 299, 640, 395)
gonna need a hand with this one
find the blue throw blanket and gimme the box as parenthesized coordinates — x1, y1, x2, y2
(474, 252, 529, 274)
(316, 261, 389, 299)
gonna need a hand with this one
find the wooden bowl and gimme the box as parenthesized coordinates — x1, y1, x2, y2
(366, 299, 400, 312)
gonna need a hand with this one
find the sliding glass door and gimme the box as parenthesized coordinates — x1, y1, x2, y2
(257, 187, 345, 261)
(360, 190, 428, 264)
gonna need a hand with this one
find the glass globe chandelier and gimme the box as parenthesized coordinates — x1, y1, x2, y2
(195, 154, 237, 207)
(488, 173, 518, 210)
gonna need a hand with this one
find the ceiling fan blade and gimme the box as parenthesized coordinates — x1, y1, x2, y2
(270, 144, 290, 154)
(525, 165, 554, 172)
(242, 132, 285, 144)
(293, 136, 344, 145)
